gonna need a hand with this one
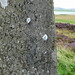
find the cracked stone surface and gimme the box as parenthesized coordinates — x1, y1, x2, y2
(0, 0, 57, 75)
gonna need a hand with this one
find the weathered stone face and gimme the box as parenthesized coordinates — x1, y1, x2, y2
(0, 0, 57, 75)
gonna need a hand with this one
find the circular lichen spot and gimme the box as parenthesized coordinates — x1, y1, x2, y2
(42, 34, 48, 41)
(26, 18, 31, 24)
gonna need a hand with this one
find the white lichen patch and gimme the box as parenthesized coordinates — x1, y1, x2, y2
(34, 68, 37, 71)
(47, 70, 49, 73)
(42, 70, 44, 72)
(11, 25, 15, 29)
(0, 0, 8, 9)
(40, 15, 42, 18)
(6, 56, 9, 61)
(44, 51, 47, 54)
(42, 34, 48, 41)
(1, 49, 3, 51)
(32, 66, 34, 69)
(17, 40, 19, 43)
(26, 18, 31, 24)
(22, 69, 24, 72)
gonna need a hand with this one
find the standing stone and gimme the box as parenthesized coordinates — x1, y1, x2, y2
(0, 0, 57, 75)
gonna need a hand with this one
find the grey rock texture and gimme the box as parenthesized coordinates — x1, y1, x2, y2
(0, 0, 57, 75)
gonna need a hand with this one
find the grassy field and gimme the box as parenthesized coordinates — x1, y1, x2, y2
(56, 15, 75, 75)
(55, 15, 75, 25)
(54, 9, 75, 12)
(57, 45, 75, 75)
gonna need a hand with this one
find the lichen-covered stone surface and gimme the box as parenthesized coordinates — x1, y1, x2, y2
(0, 0, 57, 75)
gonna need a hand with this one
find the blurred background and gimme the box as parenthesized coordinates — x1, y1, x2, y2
(53, 0, 75, 75)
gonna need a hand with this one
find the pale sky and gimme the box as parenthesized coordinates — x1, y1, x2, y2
(53, 0, 75, 9)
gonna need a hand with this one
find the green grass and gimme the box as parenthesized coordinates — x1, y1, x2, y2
(57, 45, 75, 75)
(54, 9, 75, 12)
(55, 19, 75, 25)
(56, 15, 75, 75)
(55, 15, 75, 25)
